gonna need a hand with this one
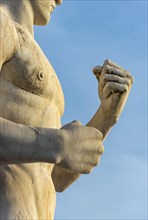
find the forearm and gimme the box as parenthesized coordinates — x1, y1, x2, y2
(0, 117, 60, 165)
(86, 105, 117, 140)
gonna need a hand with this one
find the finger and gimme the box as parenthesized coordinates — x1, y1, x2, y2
(89, 144, 104, 167)
(85, 140, 104, 155)
(103, 60, 134, 83)
(102, 74, 130, 87)
(92, 65, 102, 77)
(106, 65, 127, 78)
(83, 149, 101, 167)
(103, 59, 123, 70)
(83, 167, 93, 174)
(75, 162, 93, 174)
(89, 155, 101, 167)
(107, 65, 133, 82)
(103, 82, 128, 98)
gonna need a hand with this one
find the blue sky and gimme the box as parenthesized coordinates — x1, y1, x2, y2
(35, 1, 147, 219)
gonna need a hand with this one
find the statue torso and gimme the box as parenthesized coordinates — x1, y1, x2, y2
(0, 23, 64, 220)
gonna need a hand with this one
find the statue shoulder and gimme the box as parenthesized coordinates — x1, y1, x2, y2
(0, 8, 19, 68)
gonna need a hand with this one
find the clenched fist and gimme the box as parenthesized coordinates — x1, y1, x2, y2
(57, 120, 104, 174)
(93, 59, 134, 124)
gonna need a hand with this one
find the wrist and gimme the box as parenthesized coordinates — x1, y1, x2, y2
(93, 105, 118, 138)
(99, 105, 118, 125)
(35, 127, 63, 164)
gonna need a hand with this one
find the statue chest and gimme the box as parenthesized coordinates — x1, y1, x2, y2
(1, 24, 64, 117)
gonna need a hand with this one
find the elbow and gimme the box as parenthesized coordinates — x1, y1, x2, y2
(55, 186, 67, 193)
(53, 179, 72, 193)
(54, 180, 70, 192)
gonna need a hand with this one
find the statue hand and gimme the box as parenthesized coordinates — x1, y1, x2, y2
(93, 59, 134, 125)
(57, 121, 104, 174)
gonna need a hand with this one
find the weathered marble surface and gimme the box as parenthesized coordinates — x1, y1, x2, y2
(0, 0, 133, 219)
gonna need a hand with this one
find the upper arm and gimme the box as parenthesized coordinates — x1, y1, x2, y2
(0, 10, 18, 70)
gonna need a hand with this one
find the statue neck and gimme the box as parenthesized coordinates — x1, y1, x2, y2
(0, 0, 34, 36)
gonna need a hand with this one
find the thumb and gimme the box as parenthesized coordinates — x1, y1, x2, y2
(92, 65, 102, 77)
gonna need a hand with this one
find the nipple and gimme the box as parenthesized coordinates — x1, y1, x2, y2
(37, 70, 44, 81)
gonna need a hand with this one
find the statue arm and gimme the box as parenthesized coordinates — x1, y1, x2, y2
(51, 115, 107, 193)
(52, 115, 106, 193)
(0, 117, 103, 179)
(52, 112, 106, 193)
(52, 60, 134, 192)
(87, 59, 134, 140)
(0, 117, 63, 165)
(0, 9, 19, 69)
(52, 112, 106, 192)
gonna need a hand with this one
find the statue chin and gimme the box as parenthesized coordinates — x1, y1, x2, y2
(34, 12, 51, 26)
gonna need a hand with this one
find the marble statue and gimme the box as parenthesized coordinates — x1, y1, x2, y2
(0, 0, 134, 219)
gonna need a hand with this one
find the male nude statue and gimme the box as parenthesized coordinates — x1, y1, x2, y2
(0, 0, 133, 219)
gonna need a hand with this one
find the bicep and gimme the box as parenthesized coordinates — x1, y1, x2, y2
(0, 10, 18, 70)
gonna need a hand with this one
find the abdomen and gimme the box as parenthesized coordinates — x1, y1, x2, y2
(0, 163, 56, 220)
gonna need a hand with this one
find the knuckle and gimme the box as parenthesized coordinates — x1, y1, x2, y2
(83, 168, 92, 174)
(126, 84, 129, 90)
(94, 157, 100, 166)
(91, 149, 102, 166)
(92, 129, 103, 141)
(105, 82, 110, 89)
(105, 64, 110, 70)
(123, 84, 128, 91)
(72, 120, 82, 126)
(87, 170, 92, 174)
(130, 75, 134, 84)
(98, 144, 104, 155)
(93, 161, 98, 167)
(103, 74, 109, 81)
(97, 131, 103, 140)
(107, 65, 114, 73)
(89, 127, 101, 136)
(104, 59, 110, 66)
(124, 71, 134, 83)
(119, 85, 126, 93)
(102, 73, 106, 80)
(102, 63, 109, 73)
(124, 78, 130, 86)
